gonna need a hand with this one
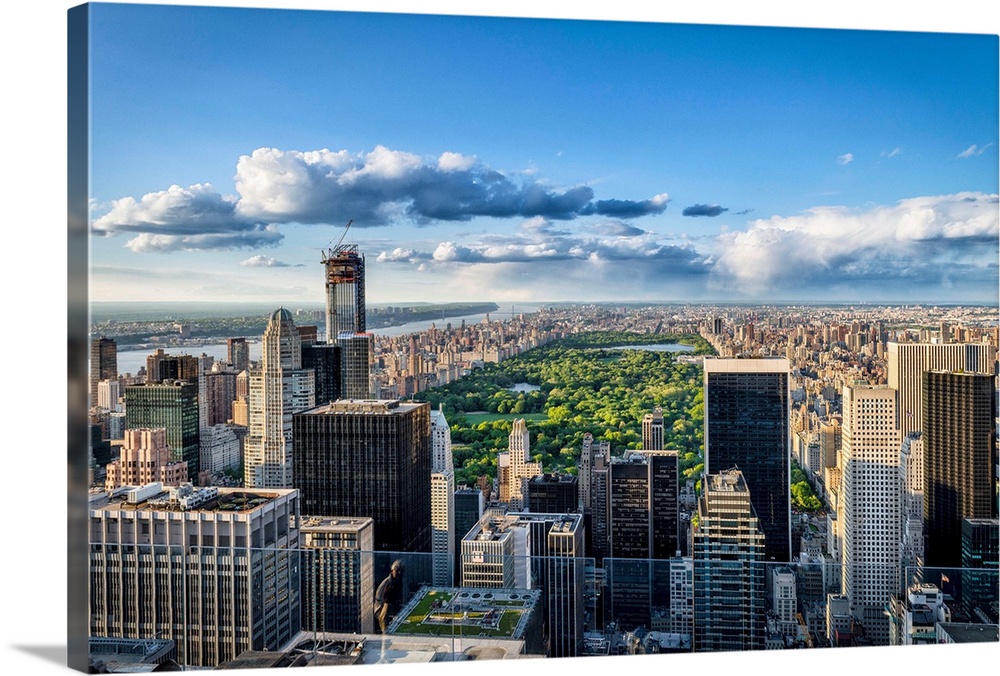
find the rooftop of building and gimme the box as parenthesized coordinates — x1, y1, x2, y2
(295, 515, 373, 532)
(389, 587, 540, 640)
(300, 399, 426, 416)
(88, 637, 176, 671)
(89, 482, 294, 514)
(528, 473, 578, 484)
(270, 630, 533, 664)
(464, 512, 582, 542)
(936, 622, 1000, 643)
(704, 469, 749, 493)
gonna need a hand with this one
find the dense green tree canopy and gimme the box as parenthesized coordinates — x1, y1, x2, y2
(414, 332, 711, 486)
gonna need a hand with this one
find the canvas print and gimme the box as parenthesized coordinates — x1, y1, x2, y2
(69, 2, 1000, 672)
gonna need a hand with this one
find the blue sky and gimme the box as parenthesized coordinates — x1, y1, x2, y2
(87, 2, 999, 304)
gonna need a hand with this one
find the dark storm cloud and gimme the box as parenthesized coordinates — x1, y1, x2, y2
(682, 203, 728, 217)
(93, 146, 671, 253)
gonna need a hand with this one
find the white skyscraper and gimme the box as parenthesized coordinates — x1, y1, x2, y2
(498, 418, 541, 511)
(244, 308, 315, 488)
(840, 383, 901, 646)
(430, 406, 455, 586)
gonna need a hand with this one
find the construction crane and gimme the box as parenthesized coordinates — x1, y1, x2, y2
(321, 219, 353, 263)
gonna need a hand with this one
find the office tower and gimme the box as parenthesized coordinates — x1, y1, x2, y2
(498, 418, 542, 510)
(899, 433, 925, 578)
(301, 342, 341, 405)
(886, 341, 996, 438)
(337, 331, 374, 400)
(293, 399, 432, 553)
(770, 566, 798, 639)
(103, 427, 188, 491)
(608, 451, 680, 560)
(454, 487, 484, 582)
(577, 432, 611, 561)
(527, 474, 579, 513)
(297, 324, 318, 345)
(204, 369, 238, 426)
(198, 424, 242, 474)
(692, 469, 766, 652)
(923, 370, 998, 568)
(460, 512, 585, 658)
(577, 432, 609, 510)
(107, 411, 126, 440)
(323, 243, 366, 337)
(298, 515, 375, 634)
(96, 379, 121, 412)
(430, 406, 456, 586)
(89, 484, 301, 668)
(226, 337, 249, 372)
(244, 308, 316, 489)
(145, 348, 199, 384)
(323, 241, 371, 397)
(704, 357, 791, 563)
(90, 337, 117, 406)
(819, 417, 841, 469)
(605, 450, 679, 629)
(668, 557, 694, 636)
(124, 380, 200, 474)
(642, 407, 664, 450)
(232, 369, 249, 426)
(840, 383, 901, 646)
(960, 518, 999, 623)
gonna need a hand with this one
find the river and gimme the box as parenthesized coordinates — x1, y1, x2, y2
(113, 304, 543, 375)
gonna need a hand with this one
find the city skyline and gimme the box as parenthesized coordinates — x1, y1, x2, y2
(32, 2, 1000, 676)
(86, 3, 998, 306)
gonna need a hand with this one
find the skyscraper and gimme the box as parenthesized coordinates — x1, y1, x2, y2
(960, 518, 999, 624)
(124, 380, 200, 474)
(840, 383, 900, 646)
(692, 469, 766, 652)
(323, 243, 366, 337)
(337, 331, 374, 400)
(301, 342, 341, 404)
(454, 486, 484, 582)
(145, 349, 199, 384)
(292, 399, 432, 553)
(886, 341, 996, 438)
(605, 450, 679, 629)
(498, 418, 542, 510)
(244, 308, 316, 488)
(459, 511, 585, 658)
(298, 515, 375, 634)
(642, 407, 664, 450)
(90, 337, 117, 406)
(323, 242, 372, 400)
(703, 357, 791, 563)
(226, 337, 249, 372)
(430, 406, 456, 586)
(89, 484, 301, 668)
(922, 370, 998, 568)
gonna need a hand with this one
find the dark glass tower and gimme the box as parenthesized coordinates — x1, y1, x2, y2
(124, 380, 200, 474)
(605, 450, 679, 630)
(292, 399, 432, 554)
(922, 370, 997, 568)
(704, 358, 790, 563)
(527, 474, 579, 513)
(90, 337, 117, 406)
(301, 342, 342, 405)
